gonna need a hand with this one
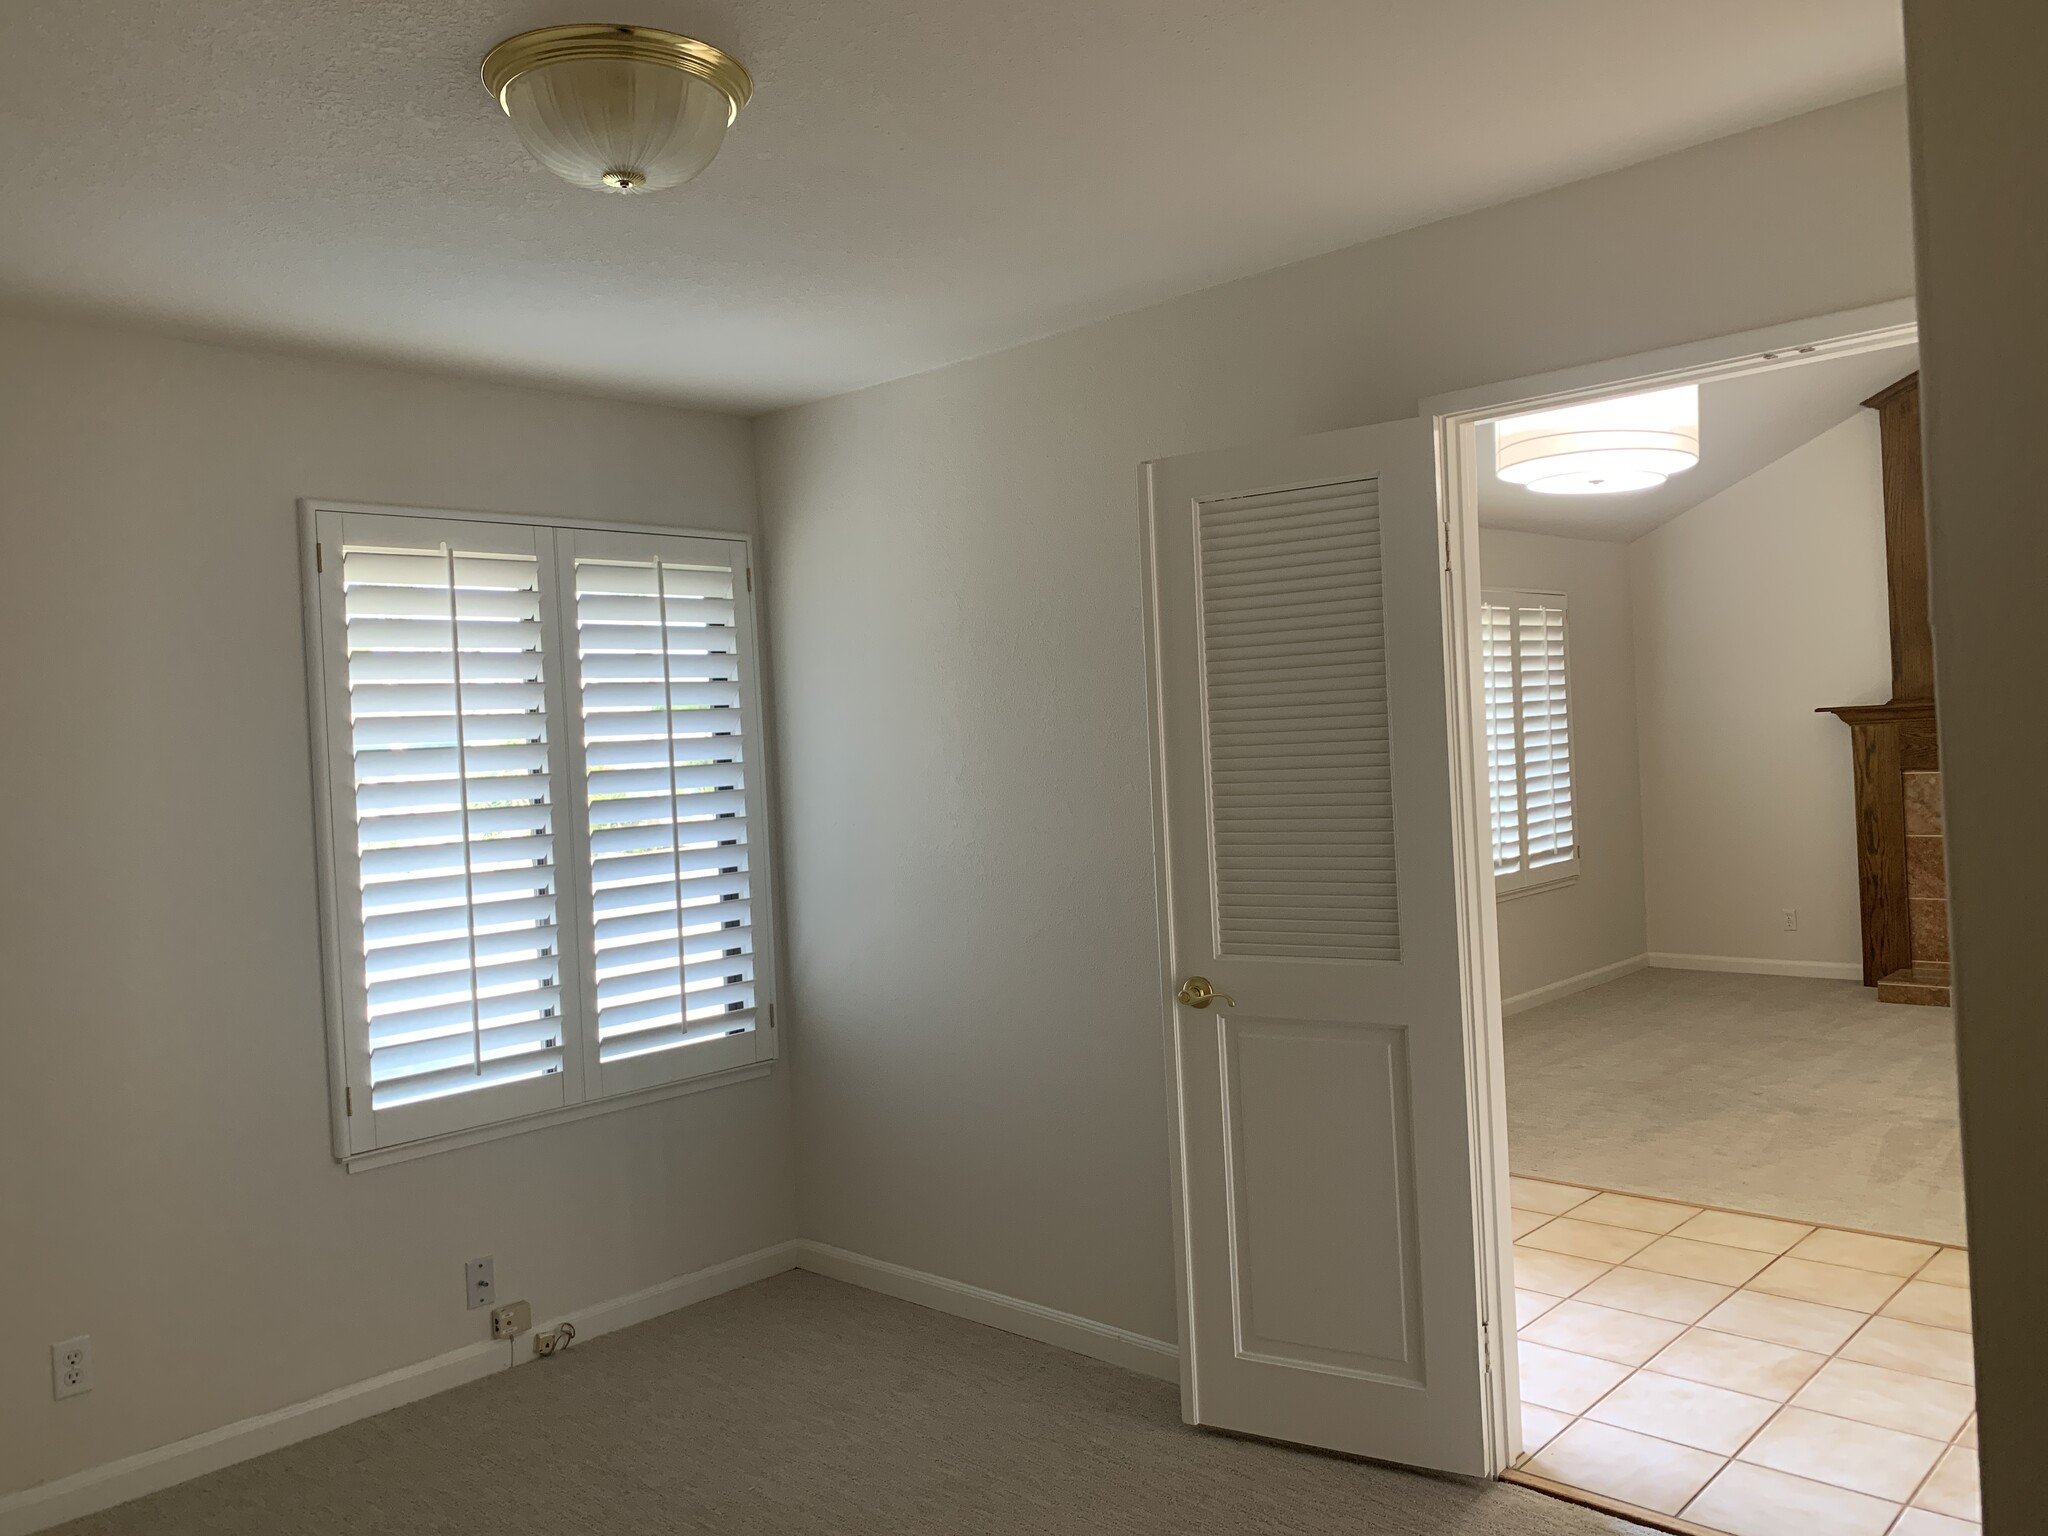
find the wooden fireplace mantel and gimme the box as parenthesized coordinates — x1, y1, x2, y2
(1819, 373, 1949, 1004)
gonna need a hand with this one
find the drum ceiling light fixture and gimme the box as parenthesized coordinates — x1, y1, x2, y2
(1494, 385, 1701, 495)
(481, 24, 753, 195)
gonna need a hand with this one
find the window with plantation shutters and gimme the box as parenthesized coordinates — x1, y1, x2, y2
(558, 530, 762, 1097)
(1480, 589, 1579, 896)
(305, 506, 777, 1164)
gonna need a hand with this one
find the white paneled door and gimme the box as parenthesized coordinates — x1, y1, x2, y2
(1141, 419, 1499, 1474)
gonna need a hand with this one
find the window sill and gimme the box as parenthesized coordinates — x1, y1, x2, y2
(342, 1061, 773, 1173)
(1496, 869, 1580, 903)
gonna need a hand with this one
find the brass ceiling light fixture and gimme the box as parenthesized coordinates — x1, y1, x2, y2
(481, 24, 753, 194)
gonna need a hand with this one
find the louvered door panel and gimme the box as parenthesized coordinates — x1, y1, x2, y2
(1196, 480, 1400, 962)
(558, 530, 769, 1094)
(316, 513, 582, 1151)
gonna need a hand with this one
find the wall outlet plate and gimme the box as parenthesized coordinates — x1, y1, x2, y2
(52, 1337, 93, 1399)
(466, 1256, 495, 1310)
(490, 1300, 532, 1340)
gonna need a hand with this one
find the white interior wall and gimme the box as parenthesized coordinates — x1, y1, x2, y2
(757, 89, 1917, 1345)
(0, 312, 795, 1501)
(1477, 531, 1648, 1004)
(1630, 410, 1893, 971)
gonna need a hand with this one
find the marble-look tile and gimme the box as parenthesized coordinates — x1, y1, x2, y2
(1785, 1229, 1939, 1277)
(1522, 1300, 1685, 1367)
(1881, 1280, 1971, 1332)
(1700, 1290, 1867, 1355)
(1839, 1317, 1975, 1386)
(1671, 1208, 1814, 1255)
(1749, 1256, 1907, 1313)
(1587, 1369, 1776, 1455)
(1517, 1339, 1632, 1414)
(1576, 1267, 1732, 1325)
(1915, 1248, 1969, 1289)
(1521, 1217, 1658, 1264)
(1513, 1246, 1610, 1299)
(1910, 898, 1950, 963)
(1520, 1400, 1574, 1456)
(1626, 1236, 1772, 1287)
(1789, 1358, 1975, 1441)
(1512, 1208, 1554, 1240)
(1568, 1191, 1700, 1234)
(1912, 1446, 1981, 1522)
(1907, 834, 1946, 898)
(1647, 1327, 1826, 1401)
(1903, 771, 1943, 836)
(1738, 1406, 1944, 1502)
(1510, 1176, 1596, 1215)
(1683, 1461, 1899, 1536)
(1890, 1509, 1981, 1536)
(1516, 1288, 1561, 1329)
(1525, 1419, 1723, 1516)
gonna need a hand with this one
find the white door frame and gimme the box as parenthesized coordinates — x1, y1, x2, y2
(1418, 296, 1920, 1468)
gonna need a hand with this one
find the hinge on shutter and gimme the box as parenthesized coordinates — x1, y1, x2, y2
(746, 566, 753, 592)
(345, 1085, 353, 1116)
(766, 1002, 775, 1030)
(316, 542, 324, 573)
(1442, 518, 1452, 576)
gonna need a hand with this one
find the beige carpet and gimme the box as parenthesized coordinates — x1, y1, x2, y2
(1505, 967, 1965, 1243)
(54, 1271, 1650, 1535)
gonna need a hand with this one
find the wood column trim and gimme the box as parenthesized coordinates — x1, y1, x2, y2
(1863, 372, 1934, 701)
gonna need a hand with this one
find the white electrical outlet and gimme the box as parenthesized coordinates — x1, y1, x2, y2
(1783, 907, 1800, 931)
(52, 1337, 93, 1399)
(466, 1256, 496, 1310)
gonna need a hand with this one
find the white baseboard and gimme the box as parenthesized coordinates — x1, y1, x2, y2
(1648, 952, 1864, 981)
(514, 1240, 800, 1366)
(1502, 953, 1649, 1016)
(794, 1240, 1181, 1383)
(0, 1239, 801, 1536)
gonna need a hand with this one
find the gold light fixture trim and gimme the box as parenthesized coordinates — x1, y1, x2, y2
(481, 24, 754, 121)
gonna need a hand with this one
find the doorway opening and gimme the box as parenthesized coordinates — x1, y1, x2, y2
(1441, 314, 1977, 1534)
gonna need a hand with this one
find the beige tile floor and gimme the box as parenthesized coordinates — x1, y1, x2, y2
(1508, 1175, 1977, 1536)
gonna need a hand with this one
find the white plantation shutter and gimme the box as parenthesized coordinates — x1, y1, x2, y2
(557, 529, 767, 1096)
(1480, 602, 1521, 877)
(1481, 589, 1578, 895)
(306, 508, 776, 1160)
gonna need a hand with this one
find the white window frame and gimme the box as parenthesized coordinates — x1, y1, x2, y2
(1481, 587, 1581, 899)
(299, 499, 780, 1170)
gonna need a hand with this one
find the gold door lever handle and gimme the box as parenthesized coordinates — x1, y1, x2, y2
(1177, 976, 1236, 1009)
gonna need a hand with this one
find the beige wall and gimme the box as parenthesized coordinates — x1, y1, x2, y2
(0, 312, 796, 1498)
(1630, 412, 1893, 972)
(758, 90, 1917, 1343)
(1477, 530, 1648, 1002)
(1902, 0, 2046, 1525)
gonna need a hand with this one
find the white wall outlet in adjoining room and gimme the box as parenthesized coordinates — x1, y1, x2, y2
(1782, 907, 1799, 931)
(465, 1256, 495, 1310)
(52, 1336, 93, 1399)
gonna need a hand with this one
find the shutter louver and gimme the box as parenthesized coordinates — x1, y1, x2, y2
(1195, 479, 1400, 962)
(571, 554, 756, 1069)
(1481, 589, 1576, 891)
(1517, 603, 1574, 868)
(341, 543, 567, 1113)
(1480, 602, 1521, 876)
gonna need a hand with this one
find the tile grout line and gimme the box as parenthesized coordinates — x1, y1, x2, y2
(1512, 1178, 1977, 1534)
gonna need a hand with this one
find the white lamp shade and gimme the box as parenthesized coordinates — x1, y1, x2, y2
(501, 57, 732, 194)
(1495, 385, 1700, 496)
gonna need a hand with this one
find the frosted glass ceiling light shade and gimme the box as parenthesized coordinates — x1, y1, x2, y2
(482, 25, 753, 195)
(1495, 385, 1701, 496)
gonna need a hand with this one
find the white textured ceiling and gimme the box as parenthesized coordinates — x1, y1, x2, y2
(1478, 344, 1918, 541)
(0, 2, 1902, 411)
